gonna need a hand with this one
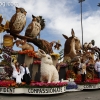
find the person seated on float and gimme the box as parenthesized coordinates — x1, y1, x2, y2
(94, 58, 100, 78)
(79, 59, 86, 82)
(22, 63, 31, 84)
(11, 61, 22, 84)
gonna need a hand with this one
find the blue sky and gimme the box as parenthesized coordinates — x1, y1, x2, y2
(0, 0, 100, 53)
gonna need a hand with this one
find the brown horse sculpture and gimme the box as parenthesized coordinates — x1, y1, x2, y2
(63, 29, 81, 62)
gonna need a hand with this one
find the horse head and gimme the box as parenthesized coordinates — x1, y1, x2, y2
(63, 29, 81, 61)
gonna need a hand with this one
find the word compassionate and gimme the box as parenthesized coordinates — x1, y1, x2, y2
(0, 86, 66, 94)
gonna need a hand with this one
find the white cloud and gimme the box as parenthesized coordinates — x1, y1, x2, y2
(0, 0, 100, 51)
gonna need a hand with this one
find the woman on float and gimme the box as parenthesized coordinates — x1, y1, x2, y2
(11, 61, 23, 84)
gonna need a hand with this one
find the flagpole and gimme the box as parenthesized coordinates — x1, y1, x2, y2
(78, 0, 85, 49)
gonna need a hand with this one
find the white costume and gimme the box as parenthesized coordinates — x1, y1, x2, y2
(12, 64, 24, 84)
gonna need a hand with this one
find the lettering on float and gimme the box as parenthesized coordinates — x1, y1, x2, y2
(83, 84, 96, 89)
(0, 86, 66, 94)
(28, 86, 66, 94)
(0, 87, 15, 93)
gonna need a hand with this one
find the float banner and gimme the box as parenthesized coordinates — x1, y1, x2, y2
(78, 84, 100, 90)
(0, 86, 66, 94)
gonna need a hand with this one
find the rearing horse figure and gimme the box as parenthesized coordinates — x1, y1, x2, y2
(62, 29, 81, 62)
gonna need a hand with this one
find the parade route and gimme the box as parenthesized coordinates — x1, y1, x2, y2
(0, 90, 100, 100)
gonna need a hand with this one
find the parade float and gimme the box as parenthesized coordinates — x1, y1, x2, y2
(0, 6, 100, 95)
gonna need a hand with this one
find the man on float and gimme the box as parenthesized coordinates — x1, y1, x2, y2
(22, 63, 31, 84)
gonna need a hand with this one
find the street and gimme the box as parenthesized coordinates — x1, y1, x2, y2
(0, 90, 100, 100)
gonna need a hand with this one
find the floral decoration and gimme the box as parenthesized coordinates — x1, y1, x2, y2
(2, 46, 18, 56)
(66, 70, 76, 79)
(75, 78, 100, 85)
(18, 50, 38, 58)
(0, 80, 67, 88)
(4, 65, 13, 77)
(33, 60, 41, 64)
(75, 74, 81, 82)
(56, 62, 67, 68)
(30, 82, 67, 87)
(0, 80, 16, 87)
(50, 53, 60, 60)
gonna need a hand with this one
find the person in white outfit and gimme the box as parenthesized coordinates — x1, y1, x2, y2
(95, 58, 100, 78)
(12, 62, 23, 84)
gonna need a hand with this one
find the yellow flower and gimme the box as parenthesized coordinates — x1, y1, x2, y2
(50, 53, 60, 59)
